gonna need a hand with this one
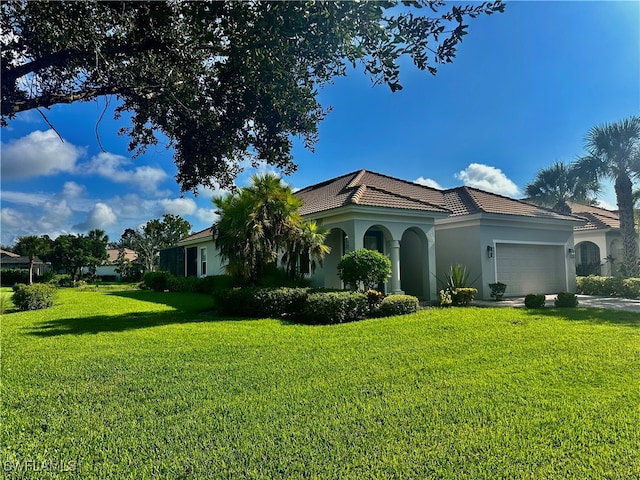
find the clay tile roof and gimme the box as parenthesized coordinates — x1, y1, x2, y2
(295, 170, 450, 215)
(442, 186, 586, 221)
(106, 248, 138, 264)
(178, 227, 215, 244)
(568, 201, 620, 231)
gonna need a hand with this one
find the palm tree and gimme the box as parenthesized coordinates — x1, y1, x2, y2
(525, 161, 599, 212)
(282, 220, 331, 280)
(14, 235, 51, 284)
(574, 116, 640, 277)
(213, 173, 311, 285)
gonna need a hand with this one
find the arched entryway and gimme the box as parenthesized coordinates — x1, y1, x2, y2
(400, 228, 429, 300)
(575, 241, 601, 276)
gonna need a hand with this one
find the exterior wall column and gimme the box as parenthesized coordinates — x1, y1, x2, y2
(390, 239, 403, 294)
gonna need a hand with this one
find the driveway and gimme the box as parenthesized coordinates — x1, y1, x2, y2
(474, 294, 640, 313)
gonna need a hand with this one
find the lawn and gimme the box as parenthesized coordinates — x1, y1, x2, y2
(2, 287, 639, 479)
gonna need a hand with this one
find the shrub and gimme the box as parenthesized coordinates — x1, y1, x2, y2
(489, 282, 507, 301)
(214, 287, 309, 318)
(366, 289, 384, 309)
(1, 269, 29, 286)
(576, 276, 640, 298)
(142, 271, 172, 292)
(12, 283, 56, 311)
(167, 275, 201, 293)
(524, 293, 545, 309)
(439, 289, 453, 306)
(47, 274, 74, 287)
(555, 291, 578, 308)
(301, 291, 368, 325)
(621, 278, 640, 299)
(376, 294, 420, 317)
(451, 287, 478, 306)
(337, 249, 391, 291)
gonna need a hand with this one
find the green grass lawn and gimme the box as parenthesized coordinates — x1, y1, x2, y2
(2, 288, 639, 479)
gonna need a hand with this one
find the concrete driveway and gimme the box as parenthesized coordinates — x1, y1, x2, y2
(474, 294, 640, 313)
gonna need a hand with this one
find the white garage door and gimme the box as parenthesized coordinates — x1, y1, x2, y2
(496, 243, 566, 296)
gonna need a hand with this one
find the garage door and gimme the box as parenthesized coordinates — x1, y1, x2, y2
(496, 244, 565, 296)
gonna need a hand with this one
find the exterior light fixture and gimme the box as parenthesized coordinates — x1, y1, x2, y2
(487, 245, 494, 258)
(568, 248, 575, 258)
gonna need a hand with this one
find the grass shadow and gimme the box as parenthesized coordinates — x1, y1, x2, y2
(522, 307, 640, 328)
(27, 290, 256, 337)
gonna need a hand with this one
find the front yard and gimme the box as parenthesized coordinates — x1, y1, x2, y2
(2, 287, 639, 479)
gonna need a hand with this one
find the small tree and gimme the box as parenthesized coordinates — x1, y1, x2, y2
(337, 249, 391, 292)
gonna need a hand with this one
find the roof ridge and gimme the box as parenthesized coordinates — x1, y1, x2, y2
(295, 170, 363, 194)
(347, 169, 367, 188)
(365, 185, 451, 212)
(351, 184, 367, 204)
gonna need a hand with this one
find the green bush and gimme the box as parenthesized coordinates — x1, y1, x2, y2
(337, 249, 391, 291)
(12, 283, 56, 311)
(1, 269, 29, 286)
(576, 276, 640, 298)
(196, 275, 231, 294)
(214, 287, 309, 318)
(524, 293, 545, 309)
(555, 291, 578, 308)
(301, 291, 368, 325)
(166, 275, 201, 293)
(452, 287, 478, 306)
(489, 282, 507, 301)
(376, 294, 420, 317)
(47, 274, 74, 287)
(142, 271, 172, 292)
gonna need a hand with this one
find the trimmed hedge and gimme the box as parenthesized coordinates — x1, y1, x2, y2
(524, 293, 545, 309)
(215, 287, 421, 324)
(376, 294, 420, 317)
(1, 269, 30, 286)
(576, 276, 640, 299)
(555, 291, 578, 308)
(452, 287, 478, 306)
(143, 271, 234, 294)
(12, 283, 56, 311)
(302, 291, 369, 325)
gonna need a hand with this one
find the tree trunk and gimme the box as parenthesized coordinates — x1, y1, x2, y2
(615, 174, 639, 277)
(28, 253, 34, 285)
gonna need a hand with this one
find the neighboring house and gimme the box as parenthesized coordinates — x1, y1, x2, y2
(91, 248, 140, 281)
(175, 170, 586, 301)
(0, 251, 50, 276)
(568, 202, 639, 277)
(175, 228, 225, 278)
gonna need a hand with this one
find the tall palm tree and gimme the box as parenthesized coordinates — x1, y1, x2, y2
(574, 116, 640, 277)
(525, 161, 599, 212)
(282, 220, 331, 280)
(213, 173, 309, 285)
(14, 235, 51, 284)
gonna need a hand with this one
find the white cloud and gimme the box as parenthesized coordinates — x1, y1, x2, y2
(414, 177, 443, 190)
(80, 152, 169, 194)
(159, 197, 197, 215)
(1, 190, 51, 206)
(0, 207, 24, 229)
(62, 181, 85, 199)
(455, 163, 520, 197)
(38, 200, 74, 232)
(195, 208, 220, 224)
(74, 202, 117, 232)
(0, 129, 85, 179)
(597, 199, 617, 211)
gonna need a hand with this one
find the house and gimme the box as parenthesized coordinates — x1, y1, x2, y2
(92, 248, 140, 281)
(568, 202, 639, 277)
(0, 251, 50, 276)
(173, 170, 586, 301)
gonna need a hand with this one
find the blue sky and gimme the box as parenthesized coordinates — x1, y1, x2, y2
(1, 1, 639, 246)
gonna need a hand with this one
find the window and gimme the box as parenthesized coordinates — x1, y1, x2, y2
(200, 247, 207, 276)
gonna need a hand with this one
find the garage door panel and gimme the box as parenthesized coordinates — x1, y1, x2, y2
(496, 244, 565, 296)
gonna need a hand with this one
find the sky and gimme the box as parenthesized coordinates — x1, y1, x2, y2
(1, 1, 639, 247)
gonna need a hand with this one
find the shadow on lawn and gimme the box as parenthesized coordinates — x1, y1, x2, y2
(28, 290, 251, 337)
(523, 307, 640, 328)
